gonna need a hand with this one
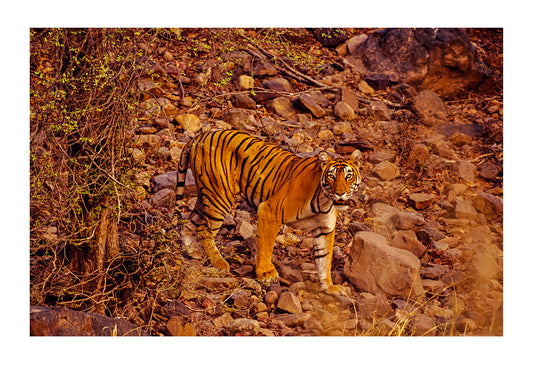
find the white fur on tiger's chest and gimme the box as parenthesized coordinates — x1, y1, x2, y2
(286, 207, 337, 233)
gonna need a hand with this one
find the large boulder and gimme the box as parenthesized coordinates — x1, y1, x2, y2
(343, 231, 424, 299)
(345, 28, 490, 97)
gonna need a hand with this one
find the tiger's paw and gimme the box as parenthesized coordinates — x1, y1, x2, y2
(256, 268, 279, 286)
(325, 284, 350, 296)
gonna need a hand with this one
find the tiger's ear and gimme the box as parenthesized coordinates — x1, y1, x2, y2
(350, 149, 362, 169)
(318, 151, 331, 165)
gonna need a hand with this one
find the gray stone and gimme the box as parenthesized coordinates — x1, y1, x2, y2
(454, 160, 477, 183)
(276, 313, 312, 327)
(339, 87, 359, 110)
(226, 318, 261, 336)
(298, 94, 327, 118)
(412, 313, 437, 336)
(369, 100, 391, 120)
(473, 191, 503, 221)
(152, 171, 178, 192)
(344, 231, 424, 298)
(479, 162, 501, 180)
(391, 211, 426, 230)
(231, 93, 256, 109)
(150, 188, 175, 209)
(371, 161, 397, 181)
(334, 101, 356, 120)
(175, 114, 202, 133)
(237, 75, 254, 90)
(413, 90, 448, 127)
(268, 96, 297, 118)
(407, 193, 434, 210)
(455, 199, 478, 221)
(131, 148, 145, 164)
(277, 291, 302, 314)
(391, 230, 426, 258)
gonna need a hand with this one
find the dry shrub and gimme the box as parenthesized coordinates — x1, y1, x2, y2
(30, 28, 162, 319)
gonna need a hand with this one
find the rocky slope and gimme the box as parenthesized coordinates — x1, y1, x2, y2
(31, 28, 503, 336)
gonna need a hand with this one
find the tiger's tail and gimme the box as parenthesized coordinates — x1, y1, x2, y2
(175, 139, 193, 200)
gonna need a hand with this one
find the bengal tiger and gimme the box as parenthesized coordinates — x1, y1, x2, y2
(175, 130, 361, 295)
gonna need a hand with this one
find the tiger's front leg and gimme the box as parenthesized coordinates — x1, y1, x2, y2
(314, 230, 349, 296)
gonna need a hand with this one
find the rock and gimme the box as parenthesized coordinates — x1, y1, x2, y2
(30, 305, 148, 336)
(344, 231, 424, 298)
(369, 100, 391, 120)
(237, 75, 254, 90)
(345, 34, 368, 54)
(175, 114, 202, 133)
(265, 290, 279, 308)
(413, 90, 448, 127)
(450, 132, 472, 146)
(267, 96, 297, 118)
(391, 210, 426, 230)
(391, 230, 426, 258)
(230, 290, 253, 308)
(408, 143, 429, 165)
(455, 315, 478, 333)
(277, 291, 302, 314)
(416, 227, 446, 244)
(253, 60, 278, 76)
(152, 171, 177, 192)
(454, 160, 477, 182)
(347, 28, 489, 97)
(213, 312, 234, 328)
(221, 109, 252, 128)
(162, 300, 191, 317)
(356, 80, 374, 95)
(132, 134, 163, 148)
(473, 191, 503, 221)
(365, 73, 398, 90)
(338, 87, 359, 111)
(150, 188, 176, 209)
(371, 161, 397, 181)
(368, 150, 395, 164)
(297, 93, 327, 118)
(478, 162, 501, 180)
(421, 279, 446, 294)
(332, 122, 353, 135)
(262, 77, 293, 92)
(170, 146, 182, 162)
(235, 218, 255, 239)
(278, 264, 304, 284)
(276, 312, 312, 327)
(231, 93, 256, 109)
(317, 129, 334, 141)
(412, 313, 437, 336)
(130, 148, 145, 164)
(454, 199, 478, 221)
(226, 318, 260, 336)
(407, 192, 434, 210)
(420, 264, 450, 279)
(471, 248, 500, 280)
(356, 292, 393, 319)
(334, 101, 356, 120)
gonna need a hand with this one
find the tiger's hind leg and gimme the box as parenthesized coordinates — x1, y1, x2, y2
(186, 200, 231, 271)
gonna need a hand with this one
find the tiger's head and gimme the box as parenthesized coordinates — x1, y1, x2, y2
(318, 151, 361, 210)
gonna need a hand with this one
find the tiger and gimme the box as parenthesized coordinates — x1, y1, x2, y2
(175, 130, 361, 295)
